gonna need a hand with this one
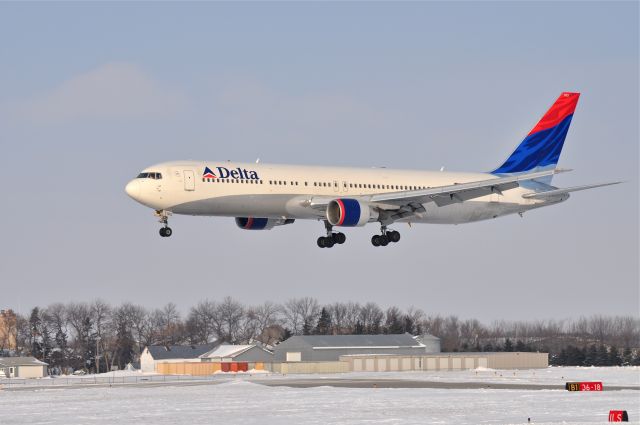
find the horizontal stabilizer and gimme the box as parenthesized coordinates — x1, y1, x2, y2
(522, 181, 622, 199)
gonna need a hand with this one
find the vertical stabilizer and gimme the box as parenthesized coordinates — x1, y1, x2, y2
(493, 92, 580, 175)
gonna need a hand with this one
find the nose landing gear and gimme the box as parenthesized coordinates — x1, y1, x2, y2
(371, 226, 400, 247)
(317, 221, 346, 248)
(156, 210, 173, 238)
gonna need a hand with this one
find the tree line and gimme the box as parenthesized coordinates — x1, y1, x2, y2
(1, 297, 638, 373)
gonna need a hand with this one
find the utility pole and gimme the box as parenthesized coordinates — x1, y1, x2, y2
(95, 336, 101, 374)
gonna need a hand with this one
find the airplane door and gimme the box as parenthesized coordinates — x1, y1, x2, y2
(333, 180, 339, 192)
(342, 181, 348, 193)
(184, 170, 195, 191)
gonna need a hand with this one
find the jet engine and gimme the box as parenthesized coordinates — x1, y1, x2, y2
(235, 217, 295, 230)
(326, 198, 378, 227)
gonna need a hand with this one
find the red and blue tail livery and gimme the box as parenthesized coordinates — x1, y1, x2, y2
(493, 92, 580, 174)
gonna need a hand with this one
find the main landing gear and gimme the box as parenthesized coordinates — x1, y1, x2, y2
(156, 210, 173, 238)
(317, 221, 346, 248)
(371, 226, 400, 247)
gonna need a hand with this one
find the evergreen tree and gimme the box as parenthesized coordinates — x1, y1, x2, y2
(515, 340, 526, 352)
(608, 346, 622, 366)
(314, 308, 332, 335)
(354, 321, 364, 335)
(555, 349, 567, 366)
(29, 307, 42, 359)
(504, 338, 514, 352)
(596, 345, 608, 366)
(483, 343, 494, 352)
(115, 319, 135, 369)
(622, 347, 633, 366)
(565, 345, 585, 366)
(281, 328, 293, 342)
(632, 350, 640, 366)
(584, 344, 598, 366)
(474, 341, 482, 352)
(302, 319, 313, 336)
(402, 315, 415, 335)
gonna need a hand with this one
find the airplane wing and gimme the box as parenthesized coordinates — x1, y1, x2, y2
(307, 168, 568, 220)
(521, 181, 622, 200)
(368, 168, 568, 207)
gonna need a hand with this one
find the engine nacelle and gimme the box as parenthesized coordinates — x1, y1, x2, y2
(235, 217, 295, 230)
(326, 198, 378, 227)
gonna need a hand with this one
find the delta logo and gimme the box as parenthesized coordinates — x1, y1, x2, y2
(203, 166, 260, 180)
(203, 167, 217, 178)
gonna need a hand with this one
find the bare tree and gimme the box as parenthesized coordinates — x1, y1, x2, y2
(359, 302, 383, 334)
(187, 300, 221, 344)
(283, 297, 320, 335)
(250, 301, 282, 344)
(217, 297, 245, 343)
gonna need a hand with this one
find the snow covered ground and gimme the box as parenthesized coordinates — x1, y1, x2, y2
(1, 368, 638, 424)
(2, 380, 638, 425)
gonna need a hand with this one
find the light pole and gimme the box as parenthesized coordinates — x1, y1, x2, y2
(95, 336, 101, 374)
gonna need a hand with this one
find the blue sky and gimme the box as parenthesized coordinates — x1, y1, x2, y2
(0, 2, 637, 321)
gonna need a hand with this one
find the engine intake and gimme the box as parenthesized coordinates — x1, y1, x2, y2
(235, 217, 295, 230)
(326, 199, 377, 227)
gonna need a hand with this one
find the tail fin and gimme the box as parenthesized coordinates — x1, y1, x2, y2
(492, 92, 580, 174)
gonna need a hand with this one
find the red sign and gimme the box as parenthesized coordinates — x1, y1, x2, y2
(566, 381, 603, 391)
(579, 381, 603, 391)
(609, 410, 628, 422)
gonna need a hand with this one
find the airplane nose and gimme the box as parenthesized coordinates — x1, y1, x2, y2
(125, 180, 140, 199)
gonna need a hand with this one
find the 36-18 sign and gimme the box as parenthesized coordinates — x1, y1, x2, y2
(565, 381, 603, 391)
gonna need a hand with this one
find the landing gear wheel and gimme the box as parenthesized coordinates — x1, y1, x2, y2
(333, 232, 346, 244)
(317, 237, 326, 248)
(160, 227, 172, 237)
(323, 236, 335, 248)
(387, 230, 400, 243)
(371, 235, 381, 247)
(379, 234, 389, 246)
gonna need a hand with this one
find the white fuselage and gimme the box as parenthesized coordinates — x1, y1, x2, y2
(125, 161, 564, 225)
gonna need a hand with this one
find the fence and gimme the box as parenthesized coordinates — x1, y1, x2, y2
(0, 373, 258, 389)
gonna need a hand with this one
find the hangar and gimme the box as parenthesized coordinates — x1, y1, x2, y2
(140, 343, 218, 373)
(273, 333, 438, 362)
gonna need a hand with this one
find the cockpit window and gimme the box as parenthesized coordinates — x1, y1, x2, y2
(136, 172, 162, 179)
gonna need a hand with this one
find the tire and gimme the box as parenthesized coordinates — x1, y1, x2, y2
(371, 235, 381, 247)
(317, 237, 325, 248)
(164, 227, 173, 237)
(323, 237, 335, 248)
(379, 235, 389, 246)
(388, 231, 400, 243)
(159, 228, 166, 237)
(333, 232, 346, 244)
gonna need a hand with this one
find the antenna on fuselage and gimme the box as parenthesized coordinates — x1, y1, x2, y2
(440, 166, 445, 172)
(256, 158, 260, 164)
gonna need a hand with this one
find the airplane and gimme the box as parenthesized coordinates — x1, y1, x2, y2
(125, 92, 620, 248)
